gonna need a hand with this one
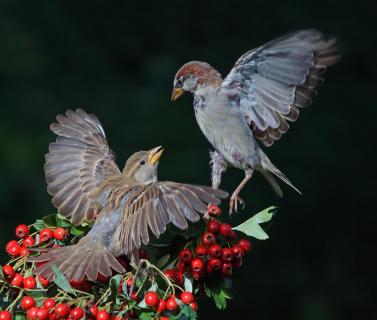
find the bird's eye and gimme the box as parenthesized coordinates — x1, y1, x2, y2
(176, 77, 184, 87)
(139, 160, 146, 165)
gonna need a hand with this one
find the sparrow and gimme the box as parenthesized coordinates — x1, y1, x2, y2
(171, 30, 339, 214)
(30, 109, 227, 281)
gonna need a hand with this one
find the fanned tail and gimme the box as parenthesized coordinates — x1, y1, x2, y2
(29, 237, 125, 281)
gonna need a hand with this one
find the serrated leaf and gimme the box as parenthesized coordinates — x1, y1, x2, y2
(233, 206, 277, 240)
(51, 265, 73, 292)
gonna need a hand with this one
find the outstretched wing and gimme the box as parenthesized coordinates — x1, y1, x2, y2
(119, 182, 228, 255)
(45, 108, 121, 225)
(222, 30, 339, 146)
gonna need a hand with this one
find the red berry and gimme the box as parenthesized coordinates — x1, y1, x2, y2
(6, 240, 18, 251)
(138, 249, 148, 260)
(131, 292, 138, 301)
(180, 291, 194, 304)
(208, 258, 222, 271)
(208, 244, 222, 258)
(6, 242, 21, 256)
(97, 273, 110, 283)
(39, 228, 53, 242)
(36, 308, 49, 320)
(23, 236, 35, 247)
(15, 224, 29, 238)
(222, 262, 232, 277)
(96, 310, 109, 320)
(207, 220, 220, 234)
(89, 306, 98, 317)
(208, 204, 221, 217)
(219, 223, 232, 238)
(229, 230, 237, 240)
(2, 265, 15, 280)
(189, 302, 198, 311)
(0, 311, 12, 320)
(194, 245, 207, 259)
(179, 248, 193, 264)
(70, 307, 84, 320)
(163, 269, 176, 282)
(156, 299, 166, 313)
(11, 273, 24, 287)
(238, 239, 252, 252)
(53, 228, 68, 241)
(232, 257, 243, 268)
(43, 299, 56, 310)
(27, 307, 38, 320)
(23, 276, 37, 289)
(201, 232, 216, 246)
(191, 258, 204, 272)
(192, 270, 205, 280)
(19, 247, 30, 256)
(55, 304, 70, 318)
(221, 248, 233, 262)
(144, 291, 159, 307)
(38, 275, 50, 288)
(70, 279, 92, 292)
(231, 245, 244, 259)
(175, 270, 184, 285)
(160, 317, 169, 320)
(21, 296, 36, 310)
(49, 313, 58, 320)
(166, 296, 178, 311)
(176, 261, 186, 273)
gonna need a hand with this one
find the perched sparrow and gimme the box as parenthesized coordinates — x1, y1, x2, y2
(30, 109, 227, 281)
(171, 30, 339, 213)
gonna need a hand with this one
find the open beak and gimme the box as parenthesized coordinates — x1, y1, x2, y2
(148, 146, 164, 165)
(171, 88, 184, 101)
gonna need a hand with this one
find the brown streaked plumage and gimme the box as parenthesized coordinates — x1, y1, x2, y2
(30, 109, 228, 281)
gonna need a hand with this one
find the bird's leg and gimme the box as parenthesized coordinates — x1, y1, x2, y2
(128, 258, 148, 297)
(229, 171, 253, 215)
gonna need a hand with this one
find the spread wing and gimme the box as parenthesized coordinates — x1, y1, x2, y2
(45, 108, 121, 225)
(222, 30, 339, 146)
(119, 182, 228, 255)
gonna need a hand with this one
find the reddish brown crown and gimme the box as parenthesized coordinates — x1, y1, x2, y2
(175, 61, 223, 86)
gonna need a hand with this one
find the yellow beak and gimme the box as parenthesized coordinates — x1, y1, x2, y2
(171, 88, 184, 101)
(148, 146, 164, 165)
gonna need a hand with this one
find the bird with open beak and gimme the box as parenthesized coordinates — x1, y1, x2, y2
(30, 109, 227, 281)
(171, 30, 339, 214)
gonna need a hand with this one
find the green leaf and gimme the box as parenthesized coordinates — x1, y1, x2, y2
(156, 254, 170, 269)
(51, 265, 73, 292)
(32, 220, 46, 231)
(109, 274, 123, 300)
(14, 313, 26, 320)
(233, 206, 277, 240)
(139, 311, 154, 320)
(184, 276, 193, 293)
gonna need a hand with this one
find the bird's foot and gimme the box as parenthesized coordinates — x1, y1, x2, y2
(229, 195, 245, 215)
(128, 259, 148, 297)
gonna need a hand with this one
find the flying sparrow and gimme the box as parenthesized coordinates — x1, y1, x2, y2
(171, 30, 339, 214)
(31, 109, 227, 281)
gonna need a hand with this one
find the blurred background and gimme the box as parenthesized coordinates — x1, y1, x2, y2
(0, 0, 376, 319)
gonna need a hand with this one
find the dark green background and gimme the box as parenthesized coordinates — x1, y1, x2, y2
(0, 0, 376, 319)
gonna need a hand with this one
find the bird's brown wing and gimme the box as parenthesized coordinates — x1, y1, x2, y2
(45, 109, 121, 225)
(119, 182, 228, 255)
(222, 30, 339, 146)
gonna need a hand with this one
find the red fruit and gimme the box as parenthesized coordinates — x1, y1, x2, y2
(208, 258, 222, 271)
(238, 239, 252, 252)
(54, 304, 70, 318)
(192, 269, 205, 280)
(27, 307, 38, 320)
(70, 279, 92, 292)
(208, 244, 222, 258)
(219, 223, 232, 238)
(229, 230, 237, 240)
(70, 307, 84, 320)
(21, 296, 36, 310)
(89, 306, 98, 317)
(179, 248, 193, 264)
(15, 224, 29, 238)
(206, 220, 220, 234)
(201, 232, 216, 246)
(156, 299, 166, 313)
(131, 292, 138, 301)
(39, 228, 53, 242)
(6, 240, 18, 250)
(222, 262, 232, 277)
(176, 261, 186, 273)
(144, 291, 159, 307)
(221, 248, 233, 262)
(23, 276, 37, 289)
(160, 317, 169, 320)
(38, 275, 50, 288)
(43, 299, 56, 310)
(191, 258, 204, 272)
(163, 269, 176, 282)
(97, 273, 110, 283)
(126, 278, 133, 287)
(6, 242, 21, 256)
(180, 291, 194, 304)
(231, 245, 244, 259)
(49, 314, 58, 320)
(166, 296, 178, 311)
(23, 236, 35, 247)
(19, 247, 30, 256)
(194, 245, 207, 259)
(53, 228, 67, 241)
(11, 273, 24, 287)
(36, 308, 49, 320)
(208, 204, 221, 217)
(96, 310, 109, 320)
(232, 257, 243, 268)
(189, 302, 198, 311)
(2, 265, 15, 280)
(175, 270, 184, 285)
(0, 311, 12, 320)
(138, 249, 148, 260)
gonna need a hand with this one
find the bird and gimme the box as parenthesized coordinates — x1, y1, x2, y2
(30, 108, 227, 281)
(171, 30, 339, 214)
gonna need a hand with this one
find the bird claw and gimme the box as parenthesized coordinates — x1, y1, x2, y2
(229, 195, 245, 215)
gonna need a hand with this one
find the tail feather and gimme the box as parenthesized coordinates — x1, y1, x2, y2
(29, 237, 125, 281)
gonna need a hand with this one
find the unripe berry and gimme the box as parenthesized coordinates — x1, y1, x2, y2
(201, 232, 216, 246)
(194, 245, 207, 259)
(15, 224, 29, 238)
(39, 228, 53, 242)
(238, 239, 252, 252)
(2, 264, 15, 280)
(144, 291, 159, 307)
(53, 228, 68, 241)
(179, 248, 193, 264)
(206, 220, 220, 234)
(180, 291, 195, 304)
(207, 204, 221, 217)
(191, 258, 204, 272)
(21, 296, 36, 310)
(221, 248, 233, 262)
(23, 276, 37, 289)
(208, 244, 222, 258)
(219, 223, 232, 238)
(23, 236, 35, 247)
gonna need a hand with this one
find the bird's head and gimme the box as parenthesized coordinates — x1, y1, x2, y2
(171, 61, 223, 101)
(123, 146, 164, 184)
